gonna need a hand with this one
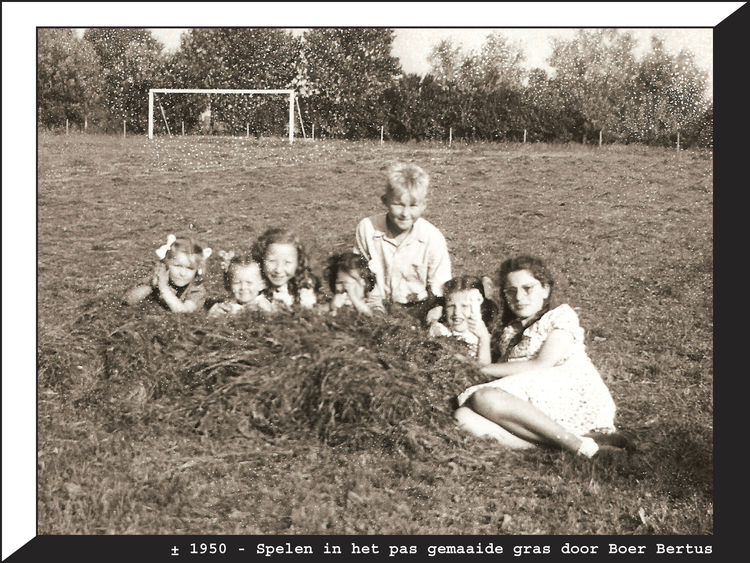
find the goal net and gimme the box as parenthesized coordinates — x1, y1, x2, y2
(148, 89, 296, 143)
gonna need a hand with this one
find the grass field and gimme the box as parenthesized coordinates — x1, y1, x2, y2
(37, 133, 713, 535)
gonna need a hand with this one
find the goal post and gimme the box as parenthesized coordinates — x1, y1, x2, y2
(148, 89, 295, 143)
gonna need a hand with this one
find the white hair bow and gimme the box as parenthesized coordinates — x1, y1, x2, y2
(198, 247, 212, 275)
(155, 234, 177, 260)
(218, 250, 235, 272)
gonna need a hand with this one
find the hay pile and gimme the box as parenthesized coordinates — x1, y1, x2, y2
(56, 298, 484, 455)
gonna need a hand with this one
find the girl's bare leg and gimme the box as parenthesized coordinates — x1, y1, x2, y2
(455, 406, 535, 449)
(465, 387, 585, 454)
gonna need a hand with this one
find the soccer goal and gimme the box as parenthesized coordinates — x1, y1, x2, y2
(148, 89, 296, 143)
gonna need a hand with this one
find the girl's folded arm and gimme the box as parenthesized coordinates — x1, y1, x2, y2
(123, 284, 153, 306)
(157, 283, 196, 313)
(479, 328, 573, 378)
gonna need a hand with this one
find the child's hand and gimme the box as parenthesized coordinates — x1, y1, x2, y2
(467, 288, 483, 320)
(425, 305, 443, 325)
(467, 317, 490, 341)
(299, 287, 317, 309)
(209, 301, 242, 317)
(331, 293, 350, 310)
(150, 263, 161, 287)
(153, 263, 170, 289)
(429, 321, 451, 338)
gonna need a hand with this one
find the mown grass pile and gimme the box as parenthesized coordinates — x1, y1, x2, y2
(42, 296, 484, 457)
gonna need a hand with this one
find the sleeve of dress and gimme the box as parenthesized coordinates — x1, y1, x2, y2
(548, 304, 585, 344)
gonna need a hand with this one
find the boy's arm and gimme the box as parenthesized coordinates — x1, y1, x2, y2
(354, 218, 372, 260)
(424, 230, 451, 324)
(426, 230, 452, 298)
(365, 287, 386, 314)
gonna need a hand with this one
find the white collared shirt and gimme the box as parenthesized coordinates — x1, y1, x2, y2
(355, 214, 451, 304)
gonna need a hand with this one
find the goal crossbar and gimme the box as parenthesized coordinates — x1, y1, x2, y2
(148, 88, 295, 142)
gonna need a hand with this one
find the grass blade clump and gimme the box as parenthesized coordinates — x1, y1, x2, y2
(92, 300, 481, 455)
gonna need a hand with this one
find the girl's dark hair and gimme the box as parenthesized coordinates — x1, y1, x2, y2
(440, 275, 498, 327)
(250, 228, 317, 298)
(222, 253, 259, 292)
(497, 255, 554, 325)
(323, 252, 377, 296)
(493, 256, 554, 360)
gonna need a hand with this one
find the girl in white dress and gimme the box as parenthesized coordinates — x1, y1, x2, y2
(429, 276, 498, 358)
(455, 255, 622, 458)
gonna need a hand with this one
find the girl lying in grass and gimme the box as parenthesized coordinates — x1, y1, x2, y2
(208, 251, 269, 317)
(454, 255, 633, 458)
(429, 275, 497, 357)
(123, 234, 211, 313)
(251, 228, 319, 311)
(323, 252, 385, 316)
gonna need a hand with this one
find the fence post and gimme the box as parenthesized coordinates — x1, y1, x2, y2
(247, 123, 250, 138)
(182, 121, 185, 136)
(312, 124, 315, 141)
(523, 129, 527, 144)
(84, 117, 87, 131)
(449, 127, 452, 147)
(123, 120, 126, 139)
(677, 131, 680, 152)
(599, 130, 603, 147)
(66, 119, 69, 135)
(381, 126, 384, 147)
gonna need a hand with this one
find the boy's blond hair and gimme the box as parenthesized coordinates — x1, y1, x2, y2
(383, 163, 429, 203)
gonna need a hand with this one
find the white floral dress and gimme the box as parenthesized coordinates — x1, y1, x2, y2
(457, 304, 616, 435)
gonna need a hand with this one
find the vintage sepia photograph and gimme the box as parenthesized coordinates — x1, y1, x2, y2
(5, 1, 737, 560)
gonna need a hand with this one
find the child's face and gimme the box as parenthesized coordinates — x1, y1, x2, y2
(335, 269, 366, 301)
(445, 290, 476, 333)
(264, 243, 299, 289)
(503, 269, 550, 321)
(384, 191, 425, 236)
(166, 251, 197, 287)
(231, 263, 265, 304)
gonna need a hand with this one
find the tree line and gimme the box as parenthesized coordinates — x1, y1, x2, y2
(37, 28, 712, 148)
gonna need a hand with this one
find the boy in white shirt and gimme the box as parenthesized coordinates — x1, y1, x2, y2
(354, 163, 452, 324)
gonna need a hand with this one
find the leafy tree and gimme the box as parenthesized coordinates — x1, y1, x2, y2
(427, 38, 463, 84)
(426, 33, 527, 141)
(300, 28, 401, 139)
(547, 29, 639, 143)
(384, 73, 457, 141)
(624, 36, 710, 146)
(468, 32, 527, 90)
(166, 28, 299, 135)
(83, 28, 166, 133)
(523, 68, 565, 142)
(37, 29, 102, 129)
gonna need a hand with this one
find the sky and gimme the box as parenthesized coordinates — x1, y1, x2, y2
(2, 2, 745, 560)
